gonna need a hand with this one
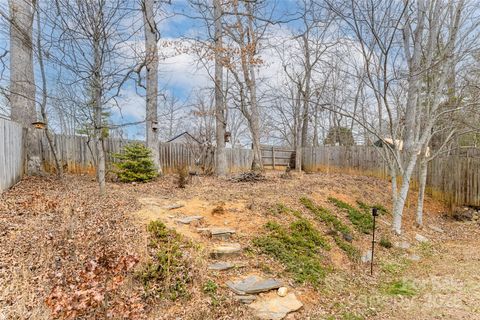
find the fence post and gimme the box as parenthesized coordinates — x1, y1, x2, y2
(272, 146, 275, 170)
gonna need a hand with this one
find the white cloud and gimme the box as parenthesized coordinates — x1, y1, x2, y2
(113, 89, 145, 121)
(159, 41, 212, 90)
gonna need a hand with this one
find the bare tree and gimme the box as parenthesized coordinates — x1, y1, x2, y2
(223, 0, 270, 171)
(413, 0, 480, 226)
(141, 0, 162, 173)
(278, 1, 336, 170)
(325, 0, 476, 234)
(50, 0, 137, 194)
(395, 0, 466, 232)
(213, 0, 227, 176)
(8, 0, 41, 174)
(35, 1, 62, 177)
(158, 94, 185, 141)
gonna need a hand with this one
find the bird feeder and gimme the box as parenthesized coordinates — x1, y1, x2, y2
(32, 121, 46, 129)
(224, 132, 231, 142)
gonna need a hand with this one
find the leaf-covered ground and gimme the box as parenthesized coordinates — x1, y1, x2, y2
(0, 172, 477, 319)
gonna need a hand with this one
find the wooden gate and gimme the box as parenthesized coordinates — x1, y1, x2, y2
(260, 145, 294, 169)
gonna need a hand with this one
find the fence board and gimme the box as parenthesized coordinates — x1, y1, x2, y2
(0, 118, 24, 192)
(303, 146, 480, 207)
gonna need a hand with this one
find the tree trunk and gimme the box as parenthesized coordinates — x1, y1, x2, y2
(416, 159, 428, 227)
(214, 0, 227, 176)
(143, 0, 161, 174)
(300, 35, 311, 169)
(313, 104, 319, 147)
(9, 0, 41, 175)
(392, 156, 417, 234)
(246, 6, 262, 171)
(250, 119, 262, 171)
(392, 1, 426, 234)
(390, 165, 398, 212)
(295, 102, 302, 172)
(35, 2, 62, 178)
(93, 28, 105, 195)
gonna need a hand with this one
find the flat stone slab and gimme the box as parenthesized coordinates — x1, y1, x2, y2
(164, 204, 184, 210)
(197, 227, 236, 234)
(429, 225, 444, 233)
(211, 228, 236, 240)
(208, 261, 235, 271)
(175, 216, 204, 224)
(196, 227, 211, 234)
(361, 250, 372, 263)
(234, 295, 257, 304)
(249, 292, 303, 320)
(210, 227, 236, 235)
(394, 241, 411, 250)
(210, 243, 242, 258)
(197, 227, 236, 239)
(407, 254, 421, 261)
(415, 234, 429, 243)
(226, 275, 282, 295)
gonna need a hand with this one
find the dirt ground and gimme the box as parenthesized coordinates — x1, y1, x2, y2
(0, 172, 478, 319)
(373, 225, 480, 320)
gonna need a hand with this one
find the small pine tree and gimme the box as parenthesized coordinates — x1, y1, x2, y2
(112, 143, 158, 182)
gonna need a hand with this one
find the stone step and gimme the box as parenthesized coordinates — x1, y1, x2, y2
(415, 233, 429, 243)
(208, 261, 235, 271)
(226, 275, 282, 295)
(429, 225, 445, 233)
(197, 227, 236, 240)
(394, 241, 411, 250)
(211, 227, 236, 239)
(163, 203, 184, 210)
(407, 254, 421, 261)
(210, 243, 242, 258)
(174, 216, 204, 225)
(249, 292, 303, 320)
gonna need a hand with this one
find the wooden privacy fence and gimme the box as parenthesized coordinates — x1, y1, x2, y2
(40, 134, 253, 174)
(427, 149, 480, 207)
(261, 145, 294, 169)
(303, 146, 480, 207)
(0, 118, 25, 192)
(302, 146, 388, 176)
(3, 130, 476, 206)
(159, 142, 252, 173)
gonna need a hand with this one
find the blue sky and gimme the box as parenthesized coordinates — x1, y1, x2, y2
(0, 0, 351, 143)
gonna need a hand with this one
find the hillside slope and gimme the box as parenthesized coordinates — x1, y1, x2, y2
(2, 172, 475, 319)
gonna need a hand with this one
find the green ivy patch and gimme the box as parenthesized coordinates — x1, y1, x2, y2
(137, 220, 192, 301)
(253, 217, 330, 286)
(384, 279, 417, 297)
(300, 197, 352, 235)
(356, 200, 389, 215)
(300, 198, 359, 261)
(329, 197, 373, 234)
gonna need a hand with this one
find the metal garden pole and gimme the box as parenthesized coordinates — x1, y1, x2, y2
(370, 208, 379, 276)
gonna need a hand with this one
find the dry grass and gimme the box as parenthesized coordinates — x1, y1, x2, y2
(1, 171, 469, 319)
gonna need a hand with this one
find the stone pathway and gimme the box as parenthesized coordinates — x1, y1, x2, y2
(161, 206, 304, 319)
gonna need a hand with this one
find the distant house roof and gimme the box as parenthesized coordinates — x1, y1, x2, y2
(374, 138, 430, 157)
(166, 131, 202, 144)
